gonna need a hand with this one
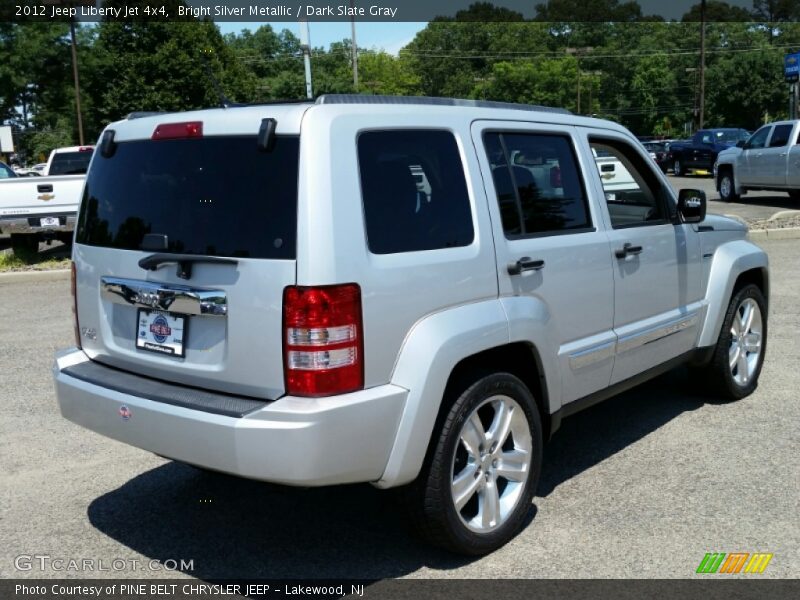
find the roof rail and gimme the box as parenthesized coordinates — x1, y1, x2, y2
(126, 112, 166, 120)
(316, 94, 572, 115)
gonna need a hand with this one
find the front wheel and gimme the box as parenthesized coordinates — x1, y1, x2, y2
(789, 190, 800, 201)
(406, 373, 542, 555)
(673, 159, 683, 176)
(718, 170, 739, 202)
(704, 284, 767, 400)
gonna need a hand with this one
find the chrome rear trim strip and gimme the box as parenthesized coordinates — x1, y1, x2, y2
(100, 276, 227, 317)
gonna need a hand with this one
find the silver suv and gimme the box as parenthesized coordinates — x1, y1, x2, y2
(54, 95, 769, 555)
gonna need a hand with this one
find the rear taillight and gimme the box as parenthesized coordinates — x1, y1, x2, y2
(283, 284, 364, 397)
(151, 121, 203, 140)
(71, 262, 81, 349)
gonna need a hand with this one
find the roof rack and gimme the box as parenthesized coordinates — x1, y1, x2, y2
(316, 94, 572, 115)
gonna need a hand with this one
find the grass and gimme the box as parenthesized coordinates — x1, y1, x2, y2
(0, 247, 71, 272)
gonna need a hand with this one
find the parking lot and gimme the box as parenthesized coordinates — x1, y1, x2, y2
(0, 231, 798, 580)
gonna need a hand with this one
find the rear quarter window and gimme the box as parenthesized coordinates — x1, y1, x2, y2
(357, 130, 474, 254)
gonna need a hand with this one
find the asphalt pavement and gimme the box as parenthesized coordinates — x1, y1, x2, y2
(0, 240, 798, 580)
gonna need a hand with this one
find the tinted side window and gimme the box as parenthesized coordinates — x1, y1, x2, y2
(357, 130, 474, 254)
(590, 138, 669, 229)
(483, 132, 591, 237)
(769, 124, 793, 148)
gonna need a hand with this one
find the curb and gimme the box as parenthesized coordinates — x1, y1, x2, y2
(748, 227, 800, 241)
(0, 268, 70, 282)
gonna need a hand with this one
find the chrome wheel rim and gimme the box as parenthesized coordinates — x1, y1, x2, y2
(720, 176, 732, 198)
(674, 160, 681, 174)
(450, 395, 532, 533)
(729, 298, 763, 387)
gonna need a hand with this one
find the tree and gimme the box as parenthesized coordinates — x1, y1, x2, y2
(752, 0, 800, 21)
(84, 19, 254, 132)
(681, 1, 755, 21)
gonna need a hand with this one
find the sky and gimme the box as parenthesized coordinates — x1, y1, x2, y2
(217, 22, 426, 55)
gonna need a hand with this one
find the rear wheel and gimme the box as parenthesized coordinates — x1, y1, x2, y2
(703, 284, 767, 400)
(405, 372, 542, 555)
(10, 234, 39, 255)
(718, 170, 739, 202)
(673, 159, 683, 176)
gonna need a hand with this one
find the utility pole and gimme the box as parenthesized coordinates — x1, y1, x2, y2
(699, 0, 707, 129)
(69, 18, 85, 145)
(350, 0, 358, 89)
(566, 47, 593, 115)
(299, 21, 313, 100)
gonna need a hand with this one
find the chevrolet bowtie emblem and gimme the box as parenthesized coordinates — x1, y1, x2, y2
(38, 194, 55, 202)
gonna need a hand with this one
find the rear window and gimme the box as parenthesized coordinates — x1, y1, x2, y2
(49, 151, 93, 175)
(76, 136, 299, 259)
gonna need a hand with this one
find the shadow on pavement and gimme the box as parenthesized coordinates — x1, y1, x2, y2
(88, 367, 707, 580)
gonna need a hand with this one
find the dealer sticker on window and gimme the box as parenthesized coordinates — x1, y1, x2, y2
(136, 309, 186, 357)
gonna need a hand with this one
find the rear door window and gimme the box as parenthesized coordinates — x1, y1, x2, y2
(357, 130, 474, 254)
(768, 124, 793, 148)
(76, 136, 299, 259)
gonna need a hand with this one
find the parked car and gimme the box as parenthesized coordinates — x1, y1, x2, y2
(714, 120, 800, 202)
(54, 95, 769, 555)
(642, 141, 672, 172)
(44, 145, 94, 176)
(668, 129, 751, 176)
(0, 170, 87, 252)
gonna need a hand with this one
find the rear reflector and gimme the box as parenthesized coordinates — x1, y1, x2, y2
(283, 284, 363, 397)
(152, 121, 203, 140)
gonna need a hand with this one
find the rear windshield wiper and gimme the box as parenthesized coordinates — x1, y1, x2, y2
(138, 254, 238, 280)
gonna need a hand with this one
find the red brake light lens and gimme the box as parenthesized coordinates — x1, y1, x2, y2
(152, 121, 203, 140)
(283, 284, 364, 397)
(78, 146, 93, 152)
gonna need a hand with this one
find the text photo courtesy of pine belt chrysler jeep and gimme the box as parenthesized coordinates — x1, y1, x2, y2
(53, 95, 769, 555)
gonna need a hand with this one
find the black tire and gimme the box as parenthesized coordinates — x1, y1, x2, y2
(789, 190, 800, 201)
(718, 169, 739, 203)
(403, 372, 543, 555)
(703, 284, 767, 400)
(10, 234, 40, 255)
(673, 158, 683, 176)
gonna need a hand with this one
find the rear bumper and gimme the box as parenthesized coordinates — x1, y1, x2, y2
(53, 348, 407, 486)
(0, 213, 76, 234)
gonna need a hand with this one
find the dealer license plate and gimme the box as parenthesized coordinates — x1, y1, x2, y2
(136, 309, 186, 358)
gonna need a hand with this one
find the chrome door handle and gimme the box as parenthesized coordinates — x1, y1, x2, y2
(615, 243, 643, 259)
(508, 257, 545, 275)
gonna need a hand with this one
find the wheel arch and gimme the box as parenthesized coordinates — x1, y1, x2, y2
(375, 299, 556, 489)
(698, 240, 769, 348)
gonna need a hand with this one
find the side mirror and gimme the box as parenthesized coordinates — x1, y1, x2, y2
(677, 189, 706, 224)
(736, 140, 747, 149)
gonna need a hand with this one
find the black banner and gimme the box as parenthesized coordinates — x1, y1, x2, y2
(3, 579, 800, 600)
(3, 0, 800, 23)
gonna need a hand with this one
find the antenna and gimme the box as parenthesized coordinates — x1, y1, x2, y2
(201, 48, 238, 108)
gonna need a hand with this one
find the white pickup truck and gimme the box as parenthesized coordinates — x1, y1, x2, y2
(0, 146, 93, 253)
(714, 120, 800, 202)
